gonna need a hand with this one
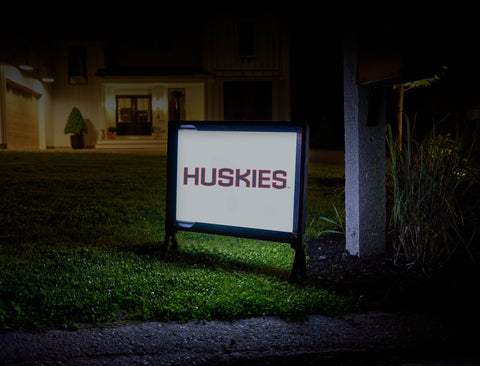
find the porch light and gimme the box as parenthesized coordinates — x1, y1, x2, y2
(152, 97, 163, 110)
(104, 96, 115, 111)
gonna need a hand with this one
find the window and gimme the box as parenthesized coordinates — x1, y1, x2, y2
(237, 22, 255, 57)
(68, 47, 87, 85)
(224, 82, 272, 121)
(116, 96, 152, 135)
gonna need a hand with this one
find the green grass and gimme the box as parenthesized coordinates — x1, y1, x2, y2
(0, 151, 345, 331)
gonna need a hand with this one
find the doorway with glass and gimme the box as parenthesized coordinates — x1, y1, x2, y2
(116, 95, 152, 136)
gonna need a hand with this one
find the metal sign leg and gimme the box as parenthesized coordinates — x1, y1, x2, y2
(161, 231, 179, 259)
(289, 237, 306, 283)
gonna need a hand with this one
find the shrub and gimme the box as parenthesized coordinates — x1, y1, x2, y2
(386, 116, 477, 274)
(64, 107, 88, 135)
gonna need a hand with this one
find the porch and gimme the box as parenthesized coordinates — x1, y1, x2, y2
(95, 135, 167, 154)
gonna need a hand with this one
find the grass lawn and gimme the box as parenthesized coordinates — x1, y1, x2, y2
(0, 151, 346, 331)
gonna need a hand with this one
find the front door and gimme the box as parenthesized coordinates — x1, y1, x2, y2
(116, 95, 152, 136)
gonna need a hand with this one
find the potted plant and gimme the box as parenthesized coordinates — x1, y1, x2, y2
(64, 107, 88, 149)
(107, 126, 117, 139)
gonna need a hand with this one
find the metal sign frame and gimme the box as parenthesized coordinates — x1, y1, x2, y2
(162, 121, 309, 281)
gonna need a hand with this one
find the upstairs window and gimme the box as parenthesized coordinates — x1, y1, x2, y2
(68, 46, 87, 85)
(237, 22, 255, 57)
(224, 82, 272, 121)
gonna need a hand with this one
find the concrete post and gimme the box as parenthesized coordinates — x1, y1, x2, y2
(343, 34, 386, 256)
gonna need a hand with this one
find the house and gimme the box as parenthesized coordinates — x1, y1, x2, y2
(0, 13, 291, 151)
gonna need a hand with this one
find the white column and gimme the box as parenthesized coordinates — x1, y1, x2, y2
(343, 34, 386, 256)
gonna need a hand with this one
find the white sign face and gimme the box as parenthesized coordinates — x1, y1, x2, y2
(176, 129, 298, 233)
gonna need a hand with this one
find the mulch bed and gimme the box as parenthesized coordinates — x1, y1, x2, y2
(305, 234, 480, 313)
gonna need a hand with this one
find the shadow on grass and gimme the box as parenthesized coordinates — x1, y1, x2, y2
(177, 250, 291, 281)
(116, 241, 292, 282)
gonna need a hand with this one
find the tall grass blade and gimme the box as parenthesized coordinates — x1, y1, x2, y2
(386, 116, 477, 274)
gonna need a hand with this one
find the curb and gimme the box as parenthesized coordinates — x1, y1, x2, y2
(2, 312, 479, 365)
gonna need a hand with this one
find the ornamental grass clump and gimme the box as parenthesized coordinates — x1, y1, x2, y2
(386, 116, 477, 274)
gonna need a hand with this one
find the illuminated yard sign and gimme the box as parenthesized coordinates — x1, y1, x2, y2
(163, 121, 309, 281)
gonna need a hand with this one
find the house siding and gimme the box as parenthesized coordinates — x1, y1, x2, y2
(50, 43, 105, 148)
